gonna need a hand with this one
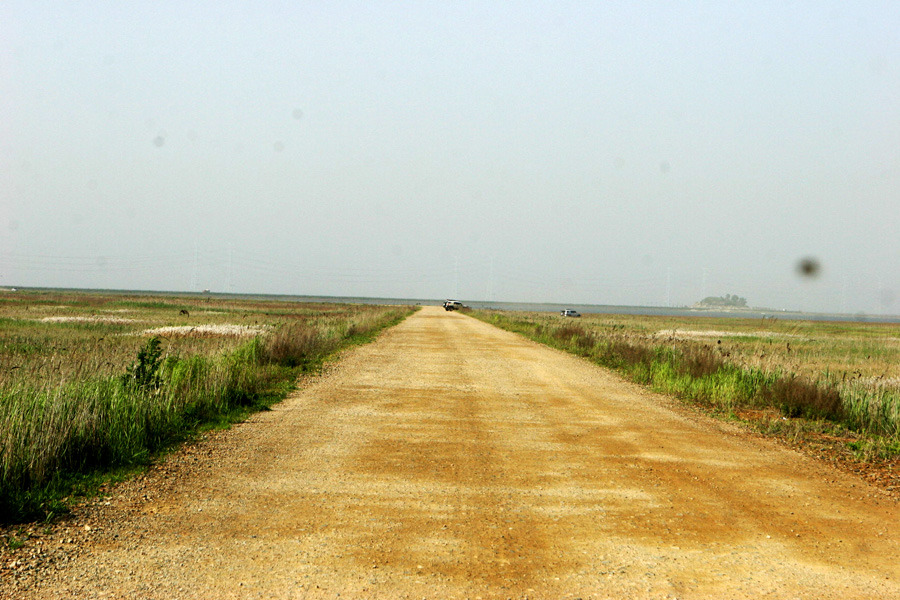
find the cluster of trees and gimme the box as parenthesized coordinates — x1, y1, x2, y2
(698, 294, 748, 307)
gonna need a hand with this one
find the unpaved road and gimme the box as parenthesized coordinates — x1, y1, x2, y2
(6, 306, 899, 599)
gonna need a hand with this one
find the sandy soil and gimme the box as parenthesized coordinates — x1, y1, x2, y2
(139, 324, 266, 337)
(4, 306, 898, 599)
(38, 316, 137, 324)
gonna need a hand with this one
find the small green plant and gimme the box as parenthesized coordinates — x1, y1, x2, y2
(122, 336, 163, 391)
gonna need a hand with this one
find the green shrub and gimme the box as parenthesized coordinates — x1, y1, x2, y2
(122, 336, 163, 391)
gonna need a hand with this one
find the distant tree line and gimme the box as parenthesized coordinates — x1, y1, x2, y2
(699, 294, 748, 307)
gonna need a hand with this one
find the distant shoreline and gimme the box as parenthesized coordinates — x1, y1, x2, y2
(2, 286, 898, 324)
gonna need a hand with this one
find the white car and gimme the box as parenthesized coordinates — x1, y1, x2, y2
(560, 309, 581, 317)
(443, 300, 464, 311)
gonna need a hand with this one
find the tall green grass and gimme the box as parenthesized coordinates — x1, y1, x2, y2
(0, 293, 414, 523)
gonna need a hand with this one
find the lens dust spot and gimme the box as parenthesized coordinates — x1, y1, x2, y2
(273, 141, 285, 152)
(153, 135, 165, 148)
(659, 160, 671, 174)
(796, 257, 821, 278)
(292, 108, 304, 120)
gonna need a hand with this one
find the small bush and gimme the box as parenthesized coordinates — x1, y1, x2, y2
(764, 375, 845, 421)
(122, 337, 163, 391)
(598, 338, 656, 370)
(552, 324, 596, 351)
(678, 344, 724, 378)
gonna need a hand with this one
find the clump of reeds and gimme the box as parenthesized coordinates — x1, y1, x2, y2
(552, 324, 596, 351)
(260, 322, 335, 369)
(761, 374, 844, 421)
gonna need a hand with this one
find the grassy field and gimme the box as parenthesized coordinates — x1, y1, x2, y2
(0, 290, 415, 522)
(472, 309, 900, 463)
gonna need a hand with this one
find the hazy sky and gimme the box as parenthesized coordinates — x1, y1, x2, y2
(3, 2, 899, 313)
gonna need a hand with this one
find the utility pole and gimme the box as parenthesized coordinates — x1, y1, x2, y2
(489, 255, 494, 302)
(666, 267, 672, 307)
(841, 274, 848, 314)
(190, 243, 199, 292)
(227, 245, 234, 293)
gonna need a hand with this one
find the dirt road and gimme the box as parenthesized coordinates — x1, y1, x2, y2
(9, 306, 899, 599)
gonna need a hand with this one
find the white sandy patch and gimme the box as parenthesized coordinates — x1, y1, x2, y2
(40, 316, 137, 324)
(654, 329, 799, 339)
(139, 324, 266, 337)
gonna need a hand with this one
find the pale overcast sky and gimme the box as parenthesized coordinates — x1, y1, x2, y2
(2, 2, 899, 313)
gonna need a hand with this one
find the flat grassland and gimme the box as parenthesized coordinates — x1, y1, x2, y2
(6, 307, 898, 599)
(473, 309, 900, 489)
(0, 290, 414, 522)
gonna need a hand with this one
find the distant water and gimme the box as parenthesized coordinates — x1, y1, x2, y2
(466, 301, 900, 324)
(292, 296, 899, 323)
(10, 287, 900, 324)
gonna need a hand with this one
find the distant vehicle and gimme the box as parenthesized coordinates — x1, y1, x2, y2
(443, 300, 464, 311)
(560, 309, 581, 317)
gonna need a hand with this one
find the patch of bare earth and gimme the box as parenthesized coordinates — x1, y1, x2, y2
(2, 307, 898, 599)
(38, 316, 137, 324)
(732, 409, 899, 501)
(139, 324, 266, 337)
(653, 329, 802, 341)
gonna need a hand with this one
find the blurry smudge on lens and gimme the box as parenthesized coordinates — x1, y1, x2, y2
(659, 160, 671, 174)
(292, 108, 304, 120)
(273, 141, 285, 152)
(153, 135, 165, 147)
(797, 257, 821, 278)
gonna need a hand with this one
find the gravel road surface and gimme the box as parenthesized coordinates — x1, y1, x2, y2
(6, 306, 899, 599)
